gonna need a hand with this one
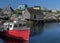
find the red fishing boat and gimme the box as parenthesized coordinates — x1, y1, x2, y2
(3, 20, 30, 42)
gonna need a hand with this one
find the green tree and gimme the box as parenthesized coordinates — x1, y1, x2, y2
(14, 9, 22, 15)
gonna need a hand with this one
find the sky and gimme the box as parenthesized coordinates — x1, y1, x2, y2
(0, 0, 60, 10)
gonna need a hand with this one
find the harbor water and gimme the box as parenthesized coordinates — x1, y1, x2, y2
(0, 22, 60, 43)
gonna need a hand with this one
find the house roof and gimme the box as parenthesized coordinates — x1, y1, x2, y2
(27, 8, 43, 15)
(4, 5, 14, 12)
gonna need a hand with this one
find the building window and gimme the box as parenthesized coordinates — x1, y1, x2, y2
(34, 15, 36, 19)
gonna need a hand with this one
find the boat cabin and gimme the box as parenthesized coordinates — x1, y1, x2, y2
(3, 21, 29, 30)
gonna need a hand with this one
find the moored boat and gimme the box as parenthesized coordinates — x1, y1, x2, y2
(2, 20, 30, 42)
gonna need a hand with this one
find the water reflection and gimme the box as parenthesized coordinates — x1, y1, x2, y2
(0, 38, 5, 43)
(30, 23, 44, 36)
(30, 22, 60, 43)
(6, 41, 29, 43)
(0, 38, 29, 43)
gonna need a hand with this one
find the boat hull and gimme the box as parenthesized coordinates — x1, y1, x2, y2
(0, 28, 30, 43)
(5, 28, 30, 41)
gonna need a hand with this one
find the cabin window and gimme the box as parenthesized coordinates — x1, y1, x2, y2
(19, 24, 22, 27)
(14, 24, 17, 28)
(23, 24, 26, 26)
(19, 24, 26, 27)
(9, 25, 12, 27)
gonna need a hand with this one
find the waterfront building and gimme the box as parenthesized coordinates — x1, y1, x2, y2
(22, 8, 45, 21)
(33, 6, 41, 10)
(51, 9, 57, 13)
(3, 5, 14, 17)
(18, 4, 28, 10)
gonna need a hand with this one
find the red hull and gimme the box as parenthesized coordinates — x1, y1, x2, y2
(5, 28, 30, 41)
(0, 28, 30, 43)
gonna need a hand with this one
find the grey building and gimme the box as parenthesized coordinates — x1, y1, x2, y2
(3, 5, 14, 17)
(22, 8, 45, 21)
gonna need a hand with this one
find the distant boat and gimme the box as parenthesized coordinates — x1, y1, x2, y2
(0, 20, 30, 42)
